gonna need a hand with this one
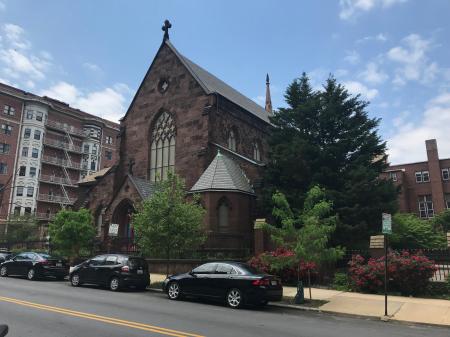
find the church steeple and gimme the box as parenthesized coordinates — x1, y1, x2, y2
(162, 19, 172, 41)
(265, 73, 272, 114)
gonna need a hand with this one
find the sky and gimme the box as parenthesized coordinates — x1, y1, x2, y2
(0, 0, 450, 164)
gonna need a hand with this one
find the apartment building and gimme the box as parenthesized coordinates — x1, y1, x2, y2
(0, 82, 119, 232)
(382, 139, 450, 219)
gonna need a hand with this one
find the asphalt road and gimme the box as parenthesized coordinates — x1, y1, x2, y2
(0, 276, 448, 337)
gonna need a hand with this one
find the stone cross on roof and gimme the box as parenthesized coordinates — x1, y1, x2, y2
(162, 19, 172, 41)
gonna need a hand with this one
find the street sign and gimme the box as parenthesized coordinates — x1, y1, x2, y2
(108, 223, 119, 236)
(382, 213, 392, 234)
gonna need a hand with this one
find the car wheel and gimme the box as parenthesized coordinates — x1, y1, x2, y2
(109, 277, 121, 291)
(226, 288, 244, 309)
(0, 266, 7, 277)
(70, 273, 81, 287)
(27, 268, 37, 281)
(167, 281, 181, 300)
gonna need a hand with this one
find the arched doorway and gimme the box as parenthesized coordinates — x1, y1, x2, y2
(112, 199, 135, 239)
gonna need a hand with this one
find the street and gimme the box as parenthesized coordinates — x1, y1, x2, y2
(0, 277, 447, 337)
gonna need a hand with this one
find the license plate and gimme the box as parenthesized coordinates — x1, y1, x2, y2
(271, 280, 277, 286)
(137, 270, 143, 274)
(56, 263, 62, 267)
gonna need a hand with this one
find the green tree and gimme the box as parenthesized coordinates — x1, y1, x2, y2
(264, 73, 398, 247)
(1, 214, 40, 242)
(49, 208, 95, 263)
(263, 186, 344, 299)
(132, 172, 206, 275)
(430, 209, 450, 233)
(390, 213, 446, 249)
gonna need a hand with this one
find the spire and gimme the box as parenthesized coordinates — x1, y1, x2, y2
(162, 19, 172, 41)
(265, 73, 272, 114)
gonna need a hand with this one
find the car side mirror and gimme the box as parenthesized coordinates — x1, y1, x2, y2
(189, 271, 197, 277)
(0, 324, 8, 337)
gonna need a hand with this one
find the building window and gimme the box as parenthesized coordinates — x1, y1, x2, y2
(389, 172, 398, 182)
(442, 168, 449, 181)
(21, 147, 28, 157)
(24, 128, 31, 139)
(34, 130, 41, 140)
(14, 206, 21, 215)
(16, 186, 23, 196)
(29, 167, 36, 177)
(24, 207, 32, 214)
(445, 194, 450, 209)
(415, 171, 430, 183)
(83, 144, 90, 153)
(3, 105, 15, 116)
(149, 112, 176, 182)
(105, 150, 112, 160)
(32, 148, 39, 158)
(1, 124, 12, 135)
(253, 142, 261, 161)
(0, 162, 7, 174)
(92, 147, 97, 155)
(90, 161, 96, 171)
(36, 111, 43, 121)
(418, 195, 434, 218)
(217, 198, 230, 232)
(0, 143, 10, 154)
(19, 166, 26, 176)
(227, 130, 237, 152)
(27, 186, 34, 197)
(26, 110, 34, 119)
(105, 136, 113, 144)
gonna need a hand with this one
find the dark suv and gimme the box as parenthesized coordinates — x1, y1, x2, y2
(69, 254, 149, 291)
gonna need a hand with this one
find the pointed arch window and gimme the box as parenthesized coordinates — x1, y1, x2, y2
(217, 197, 230, 232)
(253, 142, 261, 161)
(228, 130, 236, 152)
(150, 112, 175, 182)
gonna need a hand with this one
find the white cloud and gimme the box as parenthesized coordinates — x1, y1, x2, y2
(343, 80, 378, 100)
(359, 62, 388, 84)
(41, 82, 130, 122)
(339, 0, 407, 20)
(0, 49, 47, 79)
(357, 33, 387, 43)
(3, 23, 30, 50)
(387, 34, 437, 85)
(344, 50, 360, 64)
(83, 62, 102, 73)
(387, 92, 450, 163)
(0, 1, 5, 11)
(253, 95, 265, 106)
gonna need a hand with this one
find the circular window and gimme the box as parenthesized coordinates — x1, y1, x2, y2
(158, 78, 170, 93)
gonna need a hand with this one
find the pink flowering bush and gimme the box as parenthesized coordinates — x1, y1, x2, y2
(248, 247, 317, 284)
(348, 251, 437, 295)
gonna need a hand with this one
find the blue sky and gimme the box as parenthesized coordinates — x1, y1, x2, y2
(1, 0, 450, 164)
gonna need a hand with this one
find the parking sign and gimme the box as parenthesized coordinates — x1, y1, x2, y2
(382, 213, 392, 234)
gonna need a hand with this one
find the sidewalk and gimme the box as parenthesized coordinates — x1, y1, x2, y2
(151, 273, 450, 327)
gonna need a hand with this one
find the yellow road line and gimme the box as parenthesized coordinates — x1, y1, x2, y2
(0, 296, 205, 337)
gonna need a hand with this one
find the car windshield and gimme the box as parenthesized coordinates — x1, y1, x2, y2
(127, 258, 146, 269)
(235, 263, 263, 275)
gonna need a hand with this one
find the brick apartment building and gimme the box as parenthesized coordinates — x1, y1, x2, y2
(0, 82, 119, 235)
(382, 139, 450, 219)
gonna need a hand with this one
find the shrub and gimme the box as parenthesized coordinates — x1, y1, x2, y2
(348, 251, 437, 296)
(332, 272, 350, 291)
(248, 247, 317, 284)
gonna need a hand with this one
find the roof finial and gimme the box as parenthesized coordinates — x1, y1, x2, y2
(265, 73, 272, 114)
(162, 19, 172, 41)
(217, 148, 222, 157)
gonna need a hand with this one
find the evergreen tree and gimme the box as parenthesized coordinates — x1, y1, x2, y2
(264, 73, 398, 247)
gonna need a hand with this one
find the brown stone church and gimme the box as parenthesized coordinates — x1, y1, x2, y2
(76, 22, 272, 255)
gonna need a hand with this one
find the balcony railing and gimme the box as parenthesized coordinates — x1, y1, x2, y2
(39, 174, 77, 186)
(35, 212, 56, 220)
(46, 120, 84, 137)
(37, 194, 77, 204)
(41, 155, 81, 170)
(43, 138, 82, 153)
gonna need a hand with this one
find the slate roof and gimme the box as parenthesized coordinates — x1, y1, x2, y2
(166, 41, 270, 124)
(128, 175, 155, 199)
(190, 152, 255, 195)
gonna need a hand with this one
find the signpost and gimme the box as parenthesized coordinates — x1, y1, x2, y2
(382, 213, 392, 317)
(108, 223, 119, 237)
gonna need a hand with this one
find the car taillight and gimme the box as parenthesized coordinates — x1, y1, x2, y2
(252, 278, 270, 286)
(40, 260, 50, 265)
(121, 265, 130, 272)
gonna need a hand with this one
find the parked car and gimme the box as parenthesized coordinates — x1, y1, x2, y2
(69, 254, 149, 291)
(0, 325, 8, 337)
(163, 262, 283, 308)
(0, 252, 68, 280)
(0, 251, 12, 264)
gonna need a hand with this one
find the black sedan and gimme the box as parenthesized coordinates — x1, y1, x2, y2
(69, 254, 149, 291)
(163, 262, 283, 308)
(0, 252, 68, 280)
(0, 251, 11, 264)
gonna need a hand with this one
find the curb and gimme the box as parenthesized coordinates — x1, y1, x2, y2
(268, 302, 321, 312)
(148, 287, 164, 293)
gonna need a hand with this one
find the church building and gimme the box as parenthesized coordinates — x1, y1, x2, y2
(77, 21, 272, 256)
